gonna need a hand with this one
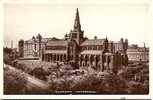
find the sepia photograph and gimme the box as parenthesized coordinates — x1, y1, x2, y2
(3, 0, 150, 95)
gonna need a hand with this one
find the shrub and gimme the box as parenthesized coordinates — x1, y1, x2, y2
(4, 54, 12, 65)
(127, 81, 149, 94)
(71, 71, 128, 94)
(13, 62, 32, 74)
(47, 70, 128, 94)
(30, 67, 48, 81)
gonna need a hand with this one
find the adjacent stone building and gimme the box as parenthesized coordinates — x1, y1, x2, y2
(127, 44, 149, 62)
(19, 8, 128, 72)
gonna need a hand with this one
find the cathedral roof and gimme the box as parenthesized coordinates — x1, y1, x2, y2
(81, 39, 105, 46)
(46, 40, 68, 46)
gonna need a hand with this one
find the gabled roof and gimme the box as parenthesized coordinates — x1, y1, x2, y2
(81, 39, 105, 46)
(46, 40, 68, 46)
(45, 50, 67, 54)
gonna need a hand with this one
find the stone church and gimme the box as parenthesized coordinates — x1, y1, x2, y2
(19, 8, 128, 72)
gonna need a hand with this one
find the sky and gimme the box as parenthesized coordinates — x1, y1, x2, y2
(3, 0, 151, 48)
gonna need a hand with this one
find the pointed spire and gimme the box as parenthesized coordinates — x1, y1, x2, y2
(76, 8, 79, 19)
(74, 8, 81, 31)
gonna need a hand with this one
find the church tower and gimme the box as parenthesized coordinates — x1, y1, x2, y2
(69, 8, 84, 45)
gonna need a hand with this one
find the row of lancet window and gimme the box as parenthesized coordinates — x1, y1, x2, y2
(81, 45, 103, 51)
(44, 54, 67, 62)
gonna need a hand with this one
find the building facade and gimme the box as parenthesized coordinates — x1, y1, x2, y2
(127, 44, 149, 62)
(19, 8, 128, 72)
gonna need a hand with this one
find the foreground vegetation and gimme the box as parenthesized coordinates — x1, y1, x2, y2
(4, 59, 149, 94)
(4, 66, 27, 94)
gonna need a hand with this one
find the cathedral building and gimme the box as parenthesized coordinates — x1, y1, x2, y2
(19, 8, 128, 72)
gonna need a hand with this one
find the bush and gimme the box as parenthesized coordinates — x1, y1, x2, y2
(30, 67, 49, 81)
(4, 67, 28, 94)
(118, 65, 149, 94)
(47, 71, 128, 94)
(71, 72, 128, 94)
(127, 81, 149, 94)
(13, 62, 32, 74)
(4, 54, 12, 65)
